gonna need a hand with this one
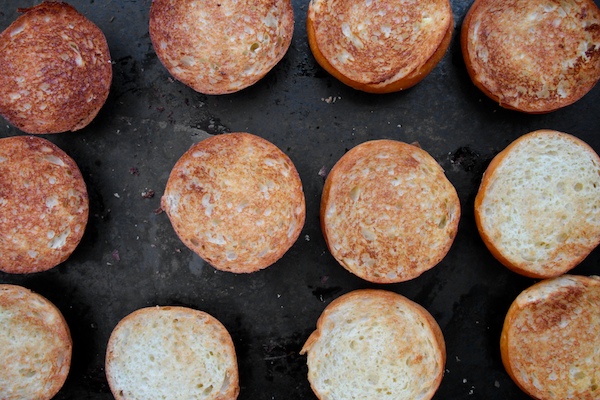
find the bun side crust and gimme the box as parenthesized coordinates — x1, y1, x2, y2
(461, 0, 600, 113)
(0, 284, 72, 400)
(307, 0, 453, 93)
(106, 306, 239, 400)
(500, 275, 600, 399)
(321, 140, 460, 283)
(301, 289, 446, 400)
(0, 2, 112, 133)
(149, 0, 294, 95)
(0, 136, 89, 274)
(474, 130, 600, 278)
(161, 133, 305, 273)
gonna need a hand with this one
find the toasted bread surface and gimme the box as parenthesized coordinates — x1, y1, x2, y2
(320, 140, 460, 283)
(0, 1, 112, 133)
(149, 0, 294, 95)
(0, 284, 72, 400)
(500, 275, 600, 399)
(0, 135, 89, 274)
(161, 133, 305, 273)
(474, 130, 600, 278)
(300, 289, 446, 400)
(106, 306, 239, 400)
(307, 0, 453, 93)
(461, 0, 600, 113)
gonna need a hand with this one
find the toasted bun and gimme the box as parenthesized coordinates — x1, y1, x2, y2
(0, 284, 72, 400)
(306, 0, 453, 93)
(300, 289, 445, 400)
(321, 140, 460, 283)
(161, 133, 305, 273)
(500, 275, 600, 399)
(106, 306, 239, 400)
(461, 0, 600, 113)
(0, 135, 89, 274)
(475, 130, 600, 278)
(0, 2, 112, 133)
(149, 0, 294, 95)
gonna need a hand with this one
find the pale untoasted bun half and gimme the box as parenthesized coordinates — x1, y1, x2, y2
(301, 289, 446, 400)
(306, 0, 453, 93)
(321, 140, 460, 283)
(161, 133, 305, 273)
(0, 1, 112, 134)
(149, 0, 294, 95)
(475, 130, 600, 278)
(461, 0, 600, 113)
(106, 306, 239, 400)
(501, 275, 600, 400)
(0, 135, 89, 274)
(0, 284, 72, 400)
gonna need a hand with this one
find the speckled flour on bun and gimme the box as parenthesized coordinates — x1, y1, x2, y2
(149, 0, 294, 95)
(161, 132, 305, 273)
(0, 2, 112, 133)
(0, 135, 89, 273)
(0, 284, 72, 400)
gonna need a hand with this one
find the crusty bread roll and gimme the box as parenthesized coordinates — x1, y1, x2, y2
(149, 0, 294, 95)
(161, 133, 305, 273)
(501, 275, 600, 400)
(300, 289, 446, 400)
(0, 284, 72, 400)
(0, 2, 112, 134)
(0, 135, 89, 274)
(306, 0, 453, 93)
(321, 140, 460, 283)
(105, 306, 239, 400)
(461, 0, 600, 113)
(475, 130, 600, 278)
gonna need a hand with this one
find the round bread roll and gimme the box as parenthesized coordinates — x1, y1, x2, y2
(300, 289, 446, 400)
(306, 0, 453, 93)
(461, 0, 600, 113)
(106, 306, 239, 400)
(0, 135, 89, 274)
(161, 133, 305, 273)
(0, 284, 72, 400)
(149, 0, 294, 95)
(475, 130, 600, 278)
(501, 275, 600, 400)
(0, 2, 112, 134)
(321, 140, 460, 283)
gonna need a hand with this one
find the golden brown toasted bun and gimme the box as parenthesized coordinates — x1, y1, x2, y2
(306, 0, 453, 93)
(461, 0, 600, 113)
(0, 284, 72, 400)
(161, 133, 305, 273)
(0, 1, 112, 134)
(0, 135, 89, 273)
(474, 130, 600, 278)
(106, 306, 239, 400)
(300, 289, 446, 400)
(321, 140, 460, 283)
(501, 275, 600, 400)
(149, 0, 294, 95)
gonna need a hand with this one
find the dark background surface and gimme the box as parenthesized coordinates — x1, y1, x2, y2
(1, 0, 599, 399)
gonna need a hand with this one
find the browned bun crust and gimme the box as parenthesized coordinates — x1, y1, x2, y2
(500, 275, 600, 400)
(0, 135, 89, 274)
(307, 0, 453, 93)
(0, 2, 112, 134)
(321, 140, 460, 283)
(149, 0, 294, 95)
(461, 0, 600, 113)
(0, 284, 72, 400)
(161, 133, 306, 273)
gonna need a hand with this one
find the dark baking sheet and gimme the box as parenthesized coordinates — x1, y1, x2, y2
(1, 0, 599, 399)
